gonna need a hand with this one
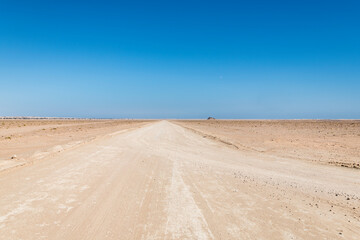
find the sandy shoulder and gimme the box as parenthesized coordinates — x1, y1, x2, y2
(174, 120, 360, 168)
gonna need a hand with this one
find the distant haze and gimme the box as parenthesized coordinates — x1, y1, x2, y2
(1, 1, 359, 119)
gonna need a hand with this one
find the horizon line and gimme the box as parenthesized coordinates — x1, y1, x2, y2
(1, 116, 359, 121)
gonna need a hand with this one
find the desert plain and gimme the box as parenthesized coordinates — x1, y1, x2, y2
(0, 119, 359, 239)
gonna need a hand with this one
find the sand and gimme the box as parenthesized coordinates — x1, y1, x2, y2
(0, 120, 359, 239)
(175, 120, 360, 168)
(0, 119, 150, 171)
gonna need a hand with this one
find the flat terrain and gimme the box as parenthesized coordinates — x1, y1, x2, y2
(176, 120, 360, 168)
(0, 119, 150, 171)
(0, 120, 359, 239)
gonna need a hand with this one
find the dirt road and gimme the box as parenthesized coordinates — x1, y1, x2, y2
(0, 121, 359, 239)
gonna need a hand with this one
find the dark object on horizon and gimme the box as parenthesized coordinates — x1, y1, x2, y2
(207, 117, 216, 120)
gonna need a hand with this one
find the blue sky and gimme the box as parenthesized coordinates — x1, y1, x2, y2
(1, 0, 359, 119)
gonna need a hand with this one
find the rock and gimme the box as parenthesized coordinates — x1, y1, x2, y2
(11, 155, 17, 159)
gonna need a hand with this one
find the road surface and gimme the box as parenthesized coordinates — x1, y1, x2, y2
(0, 121, 359, 239)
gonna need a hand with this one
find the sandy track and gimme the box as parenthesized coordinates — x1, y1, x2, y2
(174, 120, 360, 168)
(0, 121, 359, 239)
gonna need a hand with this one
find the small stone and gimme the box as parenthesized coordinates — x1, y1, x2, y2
(11, 155, 17, 159)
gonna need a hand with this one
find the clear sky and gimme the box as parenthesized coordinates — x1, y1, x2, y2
(1, 0, 359, 119)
